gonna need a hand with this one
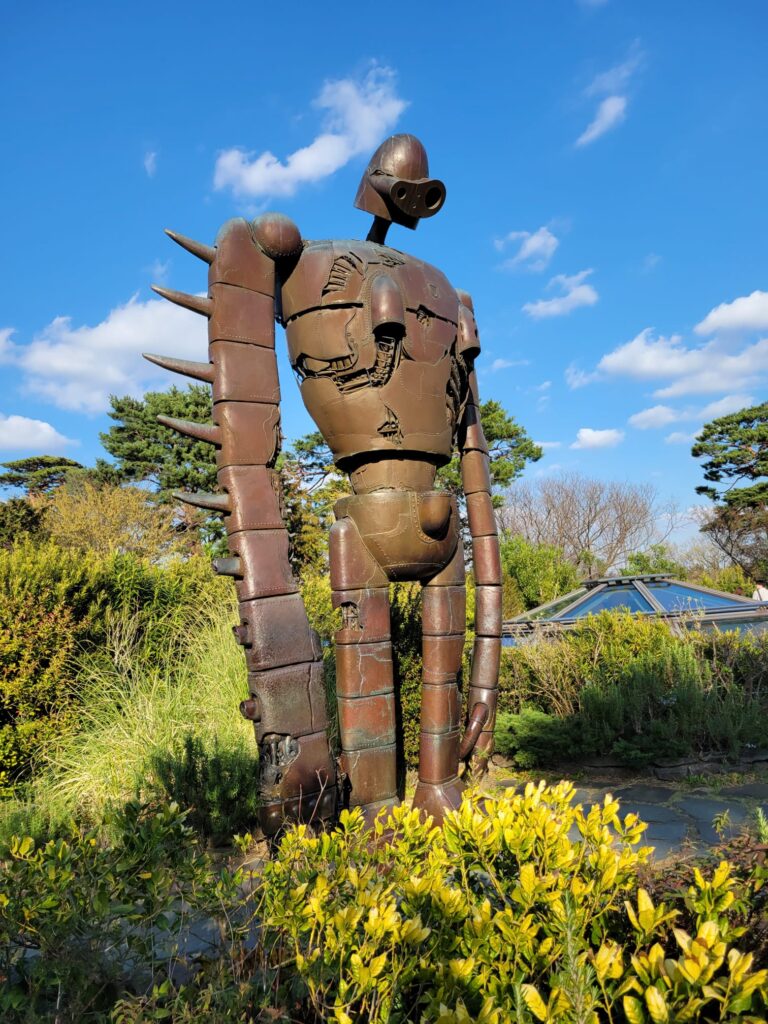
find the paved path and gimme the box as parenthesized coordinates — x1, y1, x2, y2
(130, 780, 768, 969)
(498, 778, 768, 860)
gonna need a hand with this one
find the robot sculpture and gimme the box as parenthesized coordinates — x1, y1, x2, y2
(145, 134, 502, 836)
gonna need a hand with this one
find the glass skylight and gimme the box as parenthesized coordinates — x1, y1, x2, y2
(557, 585, 653, 619)
(646, 581, 740, 612)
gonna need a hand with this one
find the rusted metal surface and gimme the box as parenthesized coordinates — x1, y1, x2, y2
(146, 133, 503, 835)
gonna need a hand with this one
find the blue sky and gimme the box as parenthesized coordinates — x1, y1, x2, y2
(1, 0, 766, 534)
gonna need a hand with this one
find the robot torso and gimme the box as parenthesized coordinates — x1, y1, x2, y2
(279, 240, 468, 473)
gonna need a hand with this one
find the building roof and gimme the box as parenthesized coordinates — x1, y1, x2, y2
(504, 573, 768, 637)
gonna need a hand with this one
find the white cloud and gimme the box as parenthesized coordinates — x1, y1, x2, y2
(0, 328, 14, 360)
(496, 226, 559, 272)
(628, 404, 680, 430)
(576, 95, 627, 147)
(628, 394, 755, 432)
(597, 328, 768, 396)
(535, 461, 564, 476)
(536, 440, 562, 449)
(524, 269, 598, 319)
(0, 413, 75, 452)
(213, 65, 407, 199)
(584, 44, 644, 97)
(570, 427, 625, 450)
(695, 290, 768, 335)
(642, 252, 661, 273)
(147, 259, 170, 284)
(490, 357, 529, 371)
(699, 393, 756, 418)
(144, 151, 157, 178)
(565, 364, 599, 389)
(0, 295, 208, 414)
(665, 431, 698, 445)
(576, 43, 642, 148)
(535, 380, 552, 391)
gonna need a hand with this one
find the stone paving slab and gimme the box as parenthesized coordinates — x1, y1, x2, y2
(491, 771, 766, 861)
(615, 784, 677, 804)
(719, 782, 768, 800)
(623, 800, 680, 823)
(675, 796, 750, 845)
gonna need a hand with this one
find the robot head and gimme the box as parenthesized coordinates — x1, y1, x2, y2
(354, 134, 446, 230)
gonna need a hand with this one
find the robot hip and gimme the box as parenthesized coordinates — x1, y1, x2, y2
(334, 489, 460, 582)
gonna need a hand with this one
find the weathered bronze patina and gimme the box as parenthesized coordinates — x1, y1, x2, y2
(146, 134, 502, 835)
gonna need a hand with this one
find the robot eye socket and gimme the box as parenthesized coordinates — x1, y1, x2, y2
(424, 186, 443, 210)
(396, 186, 408, 200)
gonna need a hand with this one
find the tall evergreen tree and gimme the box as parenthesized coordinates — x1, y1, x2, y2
(437, 400, 543, 504)
(692, 400, 768, 508)
(0, 456, 85, 496)
(692, 401, 768, 583)
(99, 385, 218, 499)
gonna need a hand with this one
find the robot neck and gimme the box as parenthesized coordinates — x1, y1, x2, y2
(366, 216, 391, 245)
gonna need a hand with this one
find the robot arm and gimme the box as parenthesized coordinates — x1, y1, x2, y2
(455, 295, 502, 773)
(145, 215, 336, 835)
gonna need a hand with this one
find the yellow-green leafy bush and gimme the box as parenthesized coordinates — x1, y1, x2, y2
(260, 783, 767, 1023)
(2, 786, 766, 1022)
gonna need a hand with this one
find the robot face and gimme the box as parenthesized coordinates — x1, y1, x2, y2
(354, 134, 446, 230)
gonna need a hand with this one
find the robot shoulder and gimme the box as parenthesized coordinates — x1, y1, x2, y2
(455, 289, 481, 358)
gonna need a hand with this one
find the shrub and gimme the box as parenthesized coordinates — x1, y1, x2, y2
(0, 497, 44, 549)
(494, 709, 578, 769)
(496, 613, 768, 768)
(44, 480, 186, 561)
(3, 787, 766, 1023)
(0, 541, 105, 788)
(150, 733, 261, 845)
(0, 801, 237, 1022)
(0, 538, 231, 793)
(500, 535, 580, 611)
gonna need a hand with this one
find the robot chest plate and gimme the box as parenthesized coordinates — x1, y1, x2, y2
(280, 239, 459, 372)
(279, 241, 462, 463)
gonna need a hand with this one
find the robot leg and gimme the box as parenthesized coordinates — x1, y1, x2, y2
(329, 516, 399, 825)
(412, 543, 467, 824)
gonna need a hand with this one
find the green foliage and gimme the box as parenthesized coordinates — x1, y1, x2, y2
(698, 562, 754, 595)
(45, 479, 188, 560)
(693, 400, 768, 508)
(497, 612, 768, 768)
(278, 432, 350, 574)
(0, 540, 104, 789)
(0, 538, 230, 793)
(2, 789, 767, 1022)
(619, 543, 688, 579)
(149, 733, 260, 845)
(100, 385, 225, 548)
(34, 598, 249, 831)
(578, 645, 763, 767)
(0, 800, 237, 1022)
(692, 401, 768, 581)
(437, 399, 543, 504)
(495, 708, 577, 769)
(0, 498, 44, 548)
(0, 455, 85, 496)
(500, 535, 580, 610)
(100, 385, 217, 499)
